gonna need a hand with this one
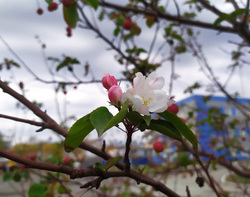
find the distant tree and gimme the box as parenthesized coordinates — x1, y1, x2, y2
(0, 132, 8, 151)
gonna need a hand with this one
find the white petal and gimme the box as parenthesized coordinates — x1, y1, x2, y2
(137, 106, 150, 115)
(148, 90, 169, 112)
(131, 96, 150, 115)
(121, 88, 134, 103)
(147, 72, 164, 89)
(133, 73, 147, 95)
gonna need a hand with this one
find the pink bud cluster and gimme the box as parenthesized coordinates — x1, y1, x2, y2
(102, 73, 122, 105)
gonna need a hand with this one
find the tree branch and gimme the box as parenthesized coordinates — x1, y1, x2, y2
(98, 1, 250, 45)
(77, 4, 142, 72)
(0, 149, 181, 197)
(197, 0, 224, 16)
(124, 123, 133, 172)
(0, 80, 181, 197)
(99, 1, 235, 33)
(199, 150, 250, 178)
(181, 142, 250, 178)
(188, 36, 250, 119)
(0, 114, 45, 127)
(229, 0, 240, 10)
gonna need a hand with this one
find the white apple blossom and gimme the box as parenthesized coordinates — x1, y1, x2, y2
(121, 72, 173, 115)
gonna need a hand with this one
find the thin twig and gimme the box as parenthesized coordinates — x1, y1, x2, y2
(182, 143, 221, 197)
(186, 185, 191, 197)
(189, 35, 250, 119)
(147, 21, 161, 61)
(77, 4, 141, 70)
(0, 114, 44, 127)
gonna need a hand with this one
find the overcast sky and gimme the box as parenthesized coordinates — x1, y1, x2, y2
(1, 0, 249, 145)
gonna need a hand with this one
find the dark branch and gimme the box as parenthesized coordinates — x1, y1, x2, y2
(98, 1, 250, 45)
(0, 114, 45, 127)
(0, 148, 181, 197)
(99, 1, 236, 33)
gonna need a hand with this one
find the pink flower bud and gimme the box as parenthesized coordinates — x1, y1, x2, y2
(102, 73, 117, 90)
(108, 85, 122, 105)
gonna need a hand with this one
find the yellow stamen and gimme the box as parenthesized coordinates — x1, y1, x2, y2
(143, 97, 152, 106)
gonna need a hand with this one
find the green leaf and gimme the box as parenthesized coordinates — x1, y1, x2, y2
(56, 56, 80, 71)
(13, 171, 21, 182)
(3, 172, 13, 182)
(213, 13, 230, 26)
(139, 119, 183, 141)
(127, 111, 144, 125)
(145, 15, 155, 28)
(172, 33, 184, 43)
(121, 191, 130, 197)
(177, 152, 193, 167)
(126, 47, 136, 54)
(126, 110, 151, 126)
(158, 6, 165, 12)
(56, 63, 67, 71)
(93, 162, 105, 170)
(64, 113, 94, 152)
(187, 28, 193, 36)
(104, 156, 122, 171)
(47, 57, 60, 62)
(183, 12, 196, 19)
(113, 27, 120, 37)
(84, 0, 99, 10)
(138, 165, 147, 176)
(130, 23, 141, 35)
(28, 183, 47, 197)
(116, 17, 124, 25)
(46, 156, 60, 164)
(90, 107, 113, 136)
(184, 82, 202, 94)
(143, 115, 151, 126)
(175, 45, 186, 53)
(158, 110, 198, 149)
(2, 58, 20, 70)
(20, 171, 29, 180)
(230, 9, 249, 21)
(98, 10, 105, 21)
(45, 0, 52, 5)
(136, 48, 147, 56)
(63, 2, 79, 28)
(57, 185, 71, 194)
(184, 0, 198, 4)
(102, 100, 129, 134)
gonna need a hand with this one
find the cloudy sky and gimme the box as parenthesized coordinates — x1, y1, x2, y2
(0, 0, 249, 145)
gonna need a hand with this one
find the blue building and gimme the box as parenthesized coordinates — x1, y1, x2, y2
(111, 95, 250, 166)
(177, 95, 250, 160)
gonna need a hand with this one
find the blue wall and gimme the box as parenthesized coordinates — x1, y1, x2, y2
(177, 95, 250, 160)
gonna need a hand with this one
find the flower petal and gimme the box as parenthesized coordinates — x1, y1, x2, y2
(121, 88, 134, 103)
(147, 72, 165, 90)
(133, 72, 149, 96)
(131, 96, 150, 115)
(148, 90, 169, 112)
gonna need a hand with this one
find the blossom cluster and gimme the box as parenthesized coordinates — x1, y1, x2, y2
(102, 72, 174, 115)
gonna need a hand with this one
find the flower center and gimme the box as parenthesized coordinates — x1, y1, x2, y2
(143, 97, 152, 106)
